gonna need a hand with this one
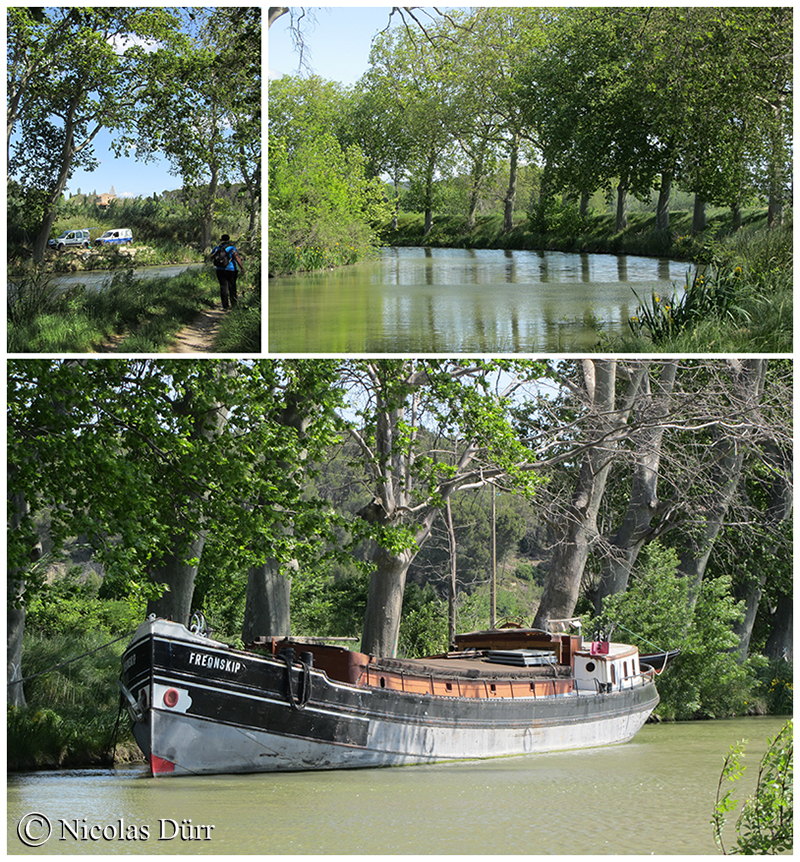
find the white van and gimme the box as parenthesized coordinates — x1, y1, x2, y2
(48, 229, 92, 250)
(95, 228, 133, 246)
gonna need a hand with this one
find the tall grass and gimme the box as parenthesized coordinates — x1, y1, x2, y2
(8, 268, 219, 353)
(8, 631, 137, 770)
(617, 223, 792, 353)
(214, 263, 262, 352)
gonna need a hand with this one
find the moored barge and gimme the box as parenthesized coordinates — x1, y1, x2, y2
(119, 617, 659, 777)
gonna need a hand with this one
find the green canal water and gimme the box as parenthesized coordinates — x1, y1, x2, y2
(8, 716, 786, 855)
(268, 247, 692, 354)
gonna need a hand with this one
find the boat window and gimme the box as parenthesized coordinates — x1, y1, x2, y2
(611, 664, 616, 684)
(445, 682, 453, 692)
(380, 676, 386, 689)
(586, 661, 595, 672)
(624, 661, 628, 678)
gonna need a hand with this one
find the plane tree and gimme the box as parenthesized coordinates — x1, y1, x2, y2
(6, 360, 344, 701)
(7, 7, 183, 260)
(363, 25, 460, 235)
(125, 8, 261, 246)
(342, 360, 548, 657)
(515, 359, 792, 663)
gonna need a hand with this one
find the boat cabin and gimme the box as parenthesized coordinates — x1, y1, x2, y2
(574, 643, 641, 693)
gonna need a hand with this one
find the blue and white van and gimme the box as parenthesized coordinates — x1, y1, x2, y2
(95, 228, 133, 246)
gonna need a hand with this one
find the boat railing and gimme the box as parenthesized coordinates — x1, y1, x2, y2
(362, 664, 577, 700)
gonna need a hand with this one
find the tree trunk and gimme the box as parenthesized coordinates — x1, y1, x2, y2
(7, 600, 26, 709)
(732, 439, 792, 661)
(579, 191, 590, 218)
(423, 152, 435, 236)
(691, 194, 707, 234)
(615, 181, 628, 233)
(361, 545, 416, 657)
(503, 132, 520, 233)
(32, 93, 100, 261)
(594, 362, 677, 612)
(147, 370, 233, 624)
(242, 561, 292, 641)
(147, 534, 208, 627)
(767, 95, 785, 229)
(201, 162, 220, 247)
(763, 592, 792, 661)
(241, 389, 317, 641)
(731, 202, 742, 232)
(7, 485, 32, 708)
(268, 7, 289, 29)
(678, 360, 767, 605)
(656, 171, 672, 232)
(534, 361, 629, 628)
(732, 577, 765, 662)
(445, 500, 457, 649)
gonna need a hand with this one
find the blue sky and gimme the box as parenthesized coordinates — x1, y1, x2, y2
(268, 7, 418, 85)
(65, 132, 178, 199)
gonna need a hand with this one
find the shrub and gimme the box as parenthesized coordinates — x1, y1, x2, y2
(712, 720, 793, 854)
(597, 543, 757, 720)
(629, 264, 752, 344)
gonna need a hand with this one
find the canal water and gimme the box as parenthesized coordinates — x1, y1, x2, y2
(48, 263, 205, 291)
(8, 264, 205, 303)
(268, 247, 692, 353)
(8, 717, 786, 855)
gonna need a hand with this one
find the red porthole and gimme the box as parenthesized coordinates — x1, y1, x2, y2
(163, 688, 180, 708)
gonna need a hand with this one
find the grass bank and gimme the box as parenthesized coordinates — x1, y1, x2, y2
(385, 207, 791, 353)
(8, 265, 262, 354)
(8, 267, 216, 353)
(214, 265, 263, 353)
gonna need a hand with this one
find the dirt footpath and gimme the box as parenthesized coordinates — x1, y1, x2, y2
(169, 307, 225, 353)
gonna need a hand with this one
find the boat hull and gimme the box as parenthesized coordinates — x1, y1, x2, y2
(121, 620, 659, 777)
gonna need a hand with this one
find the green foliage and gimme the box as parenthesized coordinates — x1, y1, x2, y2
(26, 568, 144, 636)
(291, 564, 370, 639)
(398, 583, 449, 658)
(9, 629, 136, 769)
(527, 198, 586, 237)
(268, 130, 390, 275)
(756, 660, 794, 716)
(598, 543, 757, 720)
(712, 720, 793, 854)
(629, 264, 753, 343)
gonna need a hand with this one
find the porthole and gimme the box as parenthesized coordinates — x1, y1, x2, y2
(380, 676, 386, 689)
(586, 661, 596, 672)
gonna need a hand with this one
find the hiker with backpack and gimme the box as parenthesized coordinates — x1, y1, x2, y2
(210, 234, 245, 309)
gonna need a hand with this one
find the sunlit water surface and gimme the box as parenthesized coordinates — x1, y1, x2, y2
(269, 247, 692, 353)
(8, 717, 785, 855)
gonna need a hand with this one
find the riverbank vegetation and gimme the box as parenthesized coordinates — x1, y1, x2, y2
(8, 359, 792, 769)
(269, 8, 790, 351)
(7, 262, 261, 353)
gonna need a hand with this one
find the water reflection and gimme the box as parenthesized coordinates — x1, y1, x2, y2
(269, 247, 691, 354)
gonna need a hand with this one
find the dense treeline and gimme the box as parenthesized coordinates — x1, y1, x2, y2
(268, 7, 791, 276)
(8, 360, 792, 770)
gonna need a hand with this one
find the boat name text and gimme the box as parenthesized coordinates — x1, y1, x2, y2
(187, 652, 243, 674)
